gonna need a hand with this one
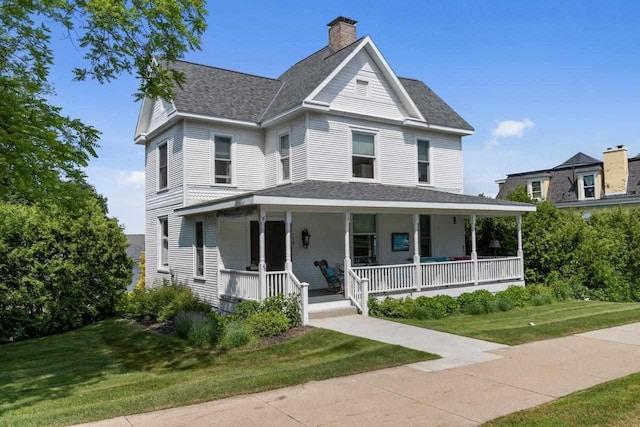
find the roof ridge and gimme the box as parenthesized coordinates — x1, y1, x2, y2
(397, 76, 422, 82)
(173, 59, 281, 82)
(322, 36, 367, 60)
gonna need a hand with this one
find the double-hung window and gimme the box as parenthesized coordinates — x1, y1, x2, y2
(194, 220, 204, 277)
(279, 133, 290, 182)
(159, 217, 169, 269)
(352, 132, 375, 179)
(530, 180, 543, 201)
(417, 139, 430, 184)
(214, 136, 232, 184)
(353, 214, 377, 265)
(158, 142, 168, 190)
(582, 174, 596, 199)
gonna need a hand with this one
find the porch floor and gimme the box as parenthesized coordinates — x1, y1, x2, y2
(308, 288, 345, 304)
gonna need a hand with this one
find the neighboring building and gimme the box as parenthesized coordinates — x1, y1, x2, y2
(126, 234, 145, 290)
(135, 16, 534, 318)
(497, 145, 640, 211)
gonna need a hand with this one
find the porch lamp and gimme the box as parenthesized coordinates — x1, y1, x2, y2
(301, 228, 311, 249)
(489, 239, 501, 257)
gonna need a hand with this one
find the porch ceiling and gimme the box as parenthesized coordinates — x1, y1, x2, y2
(176, 180, 536, 216)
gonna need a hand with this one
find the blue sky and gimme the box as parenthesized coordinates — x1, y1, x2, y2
(46, 0, 640, 233)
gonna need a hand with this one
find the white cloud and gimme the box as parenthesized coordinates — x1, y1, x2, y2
(118, 170, 145, 187)
(486, 118, 534, 148)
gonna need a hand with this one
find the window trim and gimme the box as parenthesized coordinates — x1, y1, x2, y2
(527, 179, 544, 201)
(210, 131, 236, 187)
(158, 216, 169, 272)
(277, 129, 292, 184)
(416, 137, 432, 186)
(579, 172, 597, 200)
(193, 218, 205, 279)
(349, 128, 379, 182)
(157, 140, 168, 192)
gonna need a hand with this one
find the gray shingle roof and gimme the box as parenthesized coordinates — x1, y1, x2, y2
(165, 39, 473, 130)
(399, 78, 473, 131)
(553, 152, 601, 169)
(169, 61, 283, 122)
(178, 180, 532, 213)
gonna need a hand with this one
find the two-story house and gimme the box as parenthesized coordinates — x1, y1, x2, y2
(135, 17, 534, 320)
(497, 145, 640, 212)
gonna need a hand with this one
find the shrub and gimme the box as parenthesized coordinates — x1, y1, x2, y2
(0, 200, 131, 343)
(125, 283, 210, 322)
(246, 311, 290, 337)
(531, 293, 553, 306)
(526, 284, 553, 299)
(376, 297, 414, 318)
(408, 305, 444, 320)
(230, 300, 260, 322)
(260, 294, 301, 327)
(464, 301, 486, 315)
(496, 286, 529, 308)
(220, 321, 254, 350)
(496, 298, 514, 312)
(415, 295, 460, 316)
(457, 290, 495, 312)
(368, 297, 381, 316)
(175, 311, 223, 347)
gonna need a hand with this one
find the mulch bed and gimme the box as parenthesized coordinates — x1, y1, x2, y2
(253, 325, 314, 349)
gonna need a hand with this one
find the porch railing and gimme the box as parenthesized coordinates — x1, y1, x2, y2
(421, 260, 475, 288)
(353, 264, 416, 293)
(346, 268, 369, 316)
(219, 269, 260, 301)
(266, 271, 302, 298)
(478, 256, 522, 283)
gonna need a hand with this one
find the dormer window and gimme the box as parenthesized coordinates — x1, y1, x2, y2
(529, 180, 543, 201)
(355, 79, 369, 97)
(279, 132, 291, 182)
(352, 131, 376, 179)
(582, 174, 596, 199)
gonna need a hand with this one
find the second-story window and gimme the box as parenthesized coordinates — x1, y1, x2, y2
(417, 139, 430, 184)
(582, 174, 596, 199)
(214, 136, 232, 184)
(352, 132, 375, 179)
(530, 180, 543, 201)
(279, 133, 290, 182)
(158, 142, 168, 190)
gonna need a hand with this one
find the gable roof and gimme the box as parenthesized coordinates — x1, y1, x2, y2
(153, 39, 472, 131)
(169, 61, 283, 123)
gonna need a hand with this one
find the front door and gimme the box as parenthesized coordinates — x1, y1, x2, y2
(250, 221, 286, 271)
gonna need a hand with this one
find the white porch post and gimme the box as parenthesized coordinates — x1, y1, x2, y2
(301, 282, 309, 325)
(413, 213, 422, 291)
(344, 212, 351, 300)
(285, 210, 292, 272)
(471, 214, 478, 286)
(259, 208, 267, 301)
(517, 214, 524, 279)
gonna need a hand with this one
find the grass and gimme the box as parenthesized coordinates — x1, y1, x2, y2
(394, 301, 640, 345)
(0, 320, 435, 426)
(485, 372, 640, 426)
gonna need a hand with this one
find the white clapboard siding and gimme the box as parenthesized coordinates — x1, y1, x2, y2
(145, 127, 183, 198)
(306, 113, 463, 192)
(218, 216, 249, 271)
(431, 215, 466, 257)
(148, 99, 175, 133)
(314, 49, 408, 120)
(264, 126, 278, 187)
(145, 204, 180, 288)
(184, 121, 265, 204)
(291, 116, 307, 182)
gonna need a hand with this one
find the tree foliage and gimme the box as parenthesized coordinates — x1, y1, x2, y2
(0, 0, 207, 205)
(0, 200, 132, 343)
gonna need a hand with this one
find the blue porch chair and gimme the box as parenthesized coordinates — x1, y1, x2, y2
(314, 259, 344, 291)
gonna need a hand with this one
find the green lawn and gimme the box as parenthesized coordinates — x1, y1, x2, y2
(485, 371, 640, 426)
(394, 301, 640, 345)
(0, 320, 435, 426)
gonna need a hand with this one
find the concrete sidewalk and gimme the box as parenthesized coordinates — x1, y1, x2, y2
(79, 322, 640, 427)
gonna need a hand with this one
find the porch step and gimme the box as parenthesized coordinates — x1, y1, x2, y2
(308, 300, 358, 319)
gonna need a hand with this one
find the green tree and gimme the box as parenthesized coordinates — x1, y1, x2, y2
(0, 0, 207, 205)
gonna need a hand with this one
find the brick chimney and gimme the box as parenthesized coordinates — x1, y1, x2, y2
(328, 16, 357, 51)
(603, 145, 628, 195)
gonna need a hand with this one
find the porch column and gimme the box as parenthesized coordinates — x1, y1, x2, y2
(344, 212, 351, 300)
(285, 211, 292, 272)
(471, 214, 478, 286)
(517, 214, 524, 279)
(413, 213, 422, 291)
(259, 208, 267, 300)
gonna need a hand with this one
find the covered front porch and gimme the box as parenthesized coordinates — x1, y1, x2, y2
(175, 181, 536, 323)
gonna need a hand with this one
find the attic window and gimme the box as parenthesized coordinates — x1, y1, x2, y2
(356, 79, 369, 97)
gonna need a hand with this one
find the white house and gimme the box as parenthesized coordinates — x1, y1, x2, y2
(134, 17, 535, 321)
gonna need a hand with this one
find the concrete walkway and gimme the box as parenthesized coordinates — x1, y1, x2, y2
(310, 315, 507, 370)
(79, 322, 640, 427)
